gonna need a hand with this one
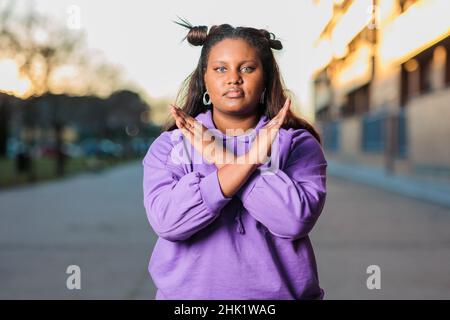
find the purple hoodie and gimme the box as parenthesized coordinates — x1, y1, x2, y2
(142, 109, 327, 300)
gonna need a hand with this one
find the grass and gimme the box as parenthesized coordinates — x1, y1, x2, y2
(0, 156, 138, 189)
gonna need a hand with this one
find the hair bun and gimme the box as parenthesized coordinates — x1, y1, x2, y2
(269, 39, 283, 50)
(173, 16, 209, 46)
(186, 25, 208, 46)
(259, 29, 283, 50)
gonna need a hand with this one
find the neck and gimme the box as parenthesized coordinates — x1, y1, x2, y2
(211, 108, 260, 136)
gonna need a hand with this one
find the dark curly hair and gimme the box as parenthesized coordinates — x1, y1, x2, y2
(162, 17, 321, 144)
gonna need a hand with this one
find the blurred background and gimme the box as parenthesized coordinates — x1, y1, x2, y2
(0, 0, 449, 299)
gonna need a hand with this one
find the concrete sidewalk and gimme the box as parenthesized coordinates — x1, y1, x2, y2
(0, 161, 157, 299)
(327, 160, 450, 208)
(312, 175, 450, 299)
(1, 160, 449, 299)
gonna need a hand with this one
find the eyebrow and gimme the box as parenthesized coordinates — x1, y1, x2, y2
(211, 60, 257, 64)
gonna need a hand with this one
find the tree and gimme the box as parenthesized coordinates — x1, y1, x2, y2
(0, 0, 126, 175)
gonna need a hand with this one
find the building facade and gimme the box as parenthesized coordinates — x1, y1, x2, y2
(313, 0, 450, 177)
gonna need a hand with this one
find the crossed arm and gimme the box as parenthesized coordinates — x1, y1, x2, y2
(142, 100, 326, 242)
(169, 99, 290, 198)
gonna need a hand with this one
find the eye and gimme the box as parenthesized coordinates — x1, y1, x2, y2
(242, 66, 255, 73)
(214, 66, 226, 73)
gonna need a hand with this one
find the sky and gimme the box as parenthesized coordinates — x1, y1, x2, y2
(12, 0, 327, 118)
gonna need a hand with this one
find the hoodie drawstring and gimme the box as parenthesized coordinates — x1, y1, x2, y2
(235, 205, 245, 234)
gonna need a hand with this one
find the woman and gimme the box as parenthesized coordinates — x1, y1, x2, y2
(142, 19, 327, 300)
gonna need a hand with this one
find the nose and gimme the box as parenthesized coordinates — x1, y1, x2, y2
(227, 69, 242, 84)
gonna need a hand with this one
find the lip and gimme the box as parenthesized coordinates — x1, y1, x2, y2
(224, 88, 244, 98)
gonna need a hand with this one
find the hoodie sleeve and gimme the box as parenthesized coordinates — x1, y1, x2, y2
(236, 129, 327, 241)
(142, 132, 232, 242)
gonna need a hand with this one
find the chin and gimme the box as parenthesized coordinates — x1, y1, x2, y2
(222, 106, 258, 117)
(221, 98, 249, 109)
(222, 104, 247, 112)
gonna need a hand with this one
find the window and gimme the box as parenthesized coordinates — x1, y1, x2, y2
(420, 56, 433, 94)
(316, 105, 330, 121)
(401, 48, 434, 105)
(342, 84, 370, 117)
(445, 46, 450, 87)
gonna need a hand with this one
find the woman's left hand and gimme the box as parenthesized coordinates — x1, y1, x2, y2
(246, 98, 290, 166)
(170, 105, 235, 169)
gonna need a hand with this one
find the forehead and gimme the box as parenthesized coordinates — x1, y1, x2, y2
(208, 38, 259, 63)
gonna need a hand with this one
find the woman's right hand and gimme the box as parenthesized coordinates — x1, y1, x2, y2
(169, 104, 235, 169)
